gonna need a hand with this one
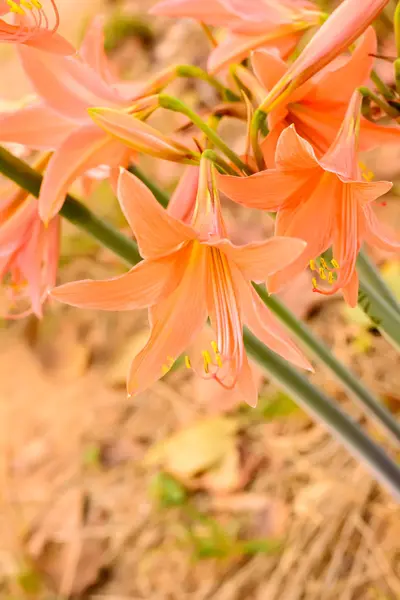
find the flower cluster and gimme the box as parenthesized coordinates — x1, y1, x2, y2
(0, 0, 399, 405)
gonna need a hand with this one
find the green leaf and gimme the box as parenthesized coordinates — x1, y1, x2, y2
(150, 472, 187, 508)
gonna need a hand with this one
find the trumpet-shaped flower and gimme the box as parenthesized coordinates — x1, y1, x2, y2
(251, 28, 400, 163)
(219, 93, 399, 307)
(151, 0, 321, 73)
(0, 17, 170, 223)
(259, 0, 389, 112)
(0, 0, 74, 54)
(51, 161, 311, 407)
(0, 162, 60, 318)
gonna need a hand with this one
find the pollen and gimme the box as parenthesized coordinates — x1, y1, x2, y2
(184, 355, 192, 369)
(6, 0, 25, 14)
(310, 257, 340, 291)
(359, 160, 374, 182)
(202, 350, 212, 374)
(30, 0, 43, 8)
(161, 355, 175, 376)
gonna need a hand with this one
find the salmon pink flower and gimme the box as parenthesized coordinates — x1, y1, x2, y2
(0, 17, 172, 223)
(151, 0, 321, 73)
(259, 0, 389, 112)
(51, 159, 311, 407)
(0, 158, 60, 318)
(251, 28, 400, 164)
(0, 0, 74, 54)
(219, 92, 399, 307)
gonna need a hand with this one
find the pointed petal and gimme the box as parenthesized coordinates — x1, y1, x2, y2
(330, 186, 362, 295)
(208, 30, 299, 74)
(236, 351, 259, 408)
(218, 167, 314, 211)
(127, 244, 208, 396)
(275, 124, 319, 169)
(342, 270, 359, 307)
(0, 104, 73, 149)
(267, 172, 336, 293)
(260, 123, 286, 167)
(79, 16, 116, 84)
(118, 169, 197, 259)
(359, 116, 400, 152)
(252, 49, 287, 92)
(214, 236, 307, 282)
(39, 126, 126, 222)
(17, 218, 44, 318)
(237, 271, 312, 370)
(305, 27, 377, 107)
(351, 180, 392, 204)
(51, 254, 184, 310)
(18, 45, 124, 122)
(363, 203, 400, 252)
(167, 166, 199, 222)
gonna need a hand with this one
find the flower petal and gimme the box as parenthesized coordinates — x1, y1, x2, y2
(39, 126, 128, 222)
(79, 16, 116, 84)
(351, 180, 392, 204)
(0, 104, 73, 149)
(214, 236, 307, 282)
(252, 49, 287, 92)
(363, 203, 400, 252)
(167, 166, 199, 223)
(237, 271, 312, 370)
(127, 243, 208, 396)
(208, 30, 299, 73)
(51, 254, 184, 310)
(24, 31, 76, 55)
(236, 351, 259, 408)
(18, 45, 124, 122)
(275, 124, 319, 169)
(150, 0, 233, 26)
(118, 169, 197, 259)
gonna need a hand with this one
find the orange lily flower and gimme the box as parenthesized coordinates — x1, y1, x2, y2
(0, 17, 174, 223)
(0, 158, 60, 318)
(51, 161, 311, 406)
(151, 0, 321, 73)
(260, 0, 389, 112)
(0, 0, 74, 54)
(219, 92, 398, 307)
(251, 28, 400, 164)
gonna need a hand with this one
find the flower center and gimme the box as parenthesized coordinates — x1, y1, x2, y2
(310, 257, 340, 291)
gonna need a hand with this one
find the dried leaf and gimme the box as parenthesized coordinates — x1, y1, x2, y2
(144, 417, 240, 479)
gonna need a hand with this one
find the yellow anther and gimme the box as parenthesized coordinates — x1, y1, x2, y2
(185, 355, 192, 369)
(328, 271, 334, 284)
(211, 340, 223, 368)
(161, 364, 170, 376)
(202, 350, 212, 374)
(312, 277, 317, 289)
(331, 259, 340, 269)
(320, 257, 328, 269)
(30, 0, 42, 8)
(319, 267, 327, 280)
(309, 259, 316, 271)
(20, 0, 33, 8)
(6, 0, 25, 14)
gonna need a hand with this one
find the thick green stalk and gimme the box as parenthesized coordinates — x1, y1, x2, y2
(2, 147, 400, 497)
(175, 65, 240, 102)
(158, 95, 253, 175)
(358, 279, 400, 352)
(0, 147, 141, 265)
(357, 249, 400, 314)
(254, 285, 400, 446)
(243, 329, 400, 500)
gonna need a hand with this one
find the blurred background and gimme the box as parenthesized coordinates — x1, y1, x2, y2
(1, 1, 400, 598)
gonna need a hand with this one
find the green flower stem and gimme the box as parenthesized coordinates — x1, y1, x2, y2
(249, 108, 267, 171)
(358, 87, 400, 119)
(254, 284, 400, 446)
(175, 65, 240, 102)
(243, 328, 400, 500)
(370, 69, 396, 100)
(128, 164, 169, 208)
(158, 94, 253, 175)
(2, 146, 400, 497)
(358, 279, 400, 352)
(0, 146, 141, 265)
(357, 249, 400, 314)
